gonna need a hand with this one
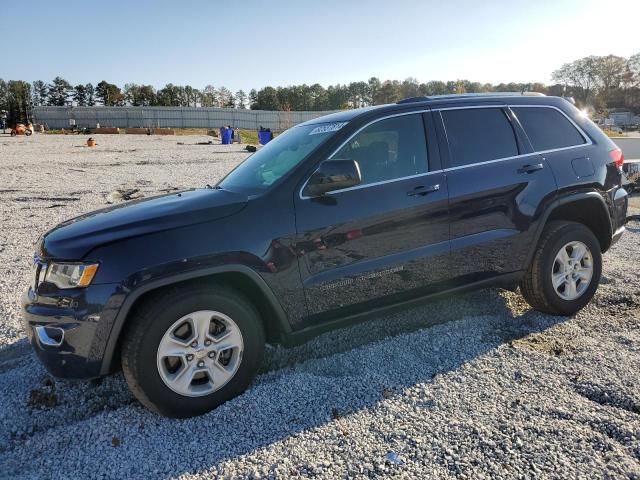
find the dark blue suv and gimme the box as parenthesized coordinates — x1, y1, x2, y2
(23, 93, 629, 417)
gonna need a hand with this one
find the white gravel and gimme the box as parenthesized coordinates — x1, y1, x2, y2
(1, 133, 639, 479)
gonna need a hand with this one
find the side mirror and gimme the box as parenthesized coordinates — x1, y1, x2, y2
(304, 159, 362, 197)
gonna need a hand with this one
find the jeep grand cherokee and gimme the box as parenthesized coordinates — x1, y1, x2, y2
(23, 93, 628, 417)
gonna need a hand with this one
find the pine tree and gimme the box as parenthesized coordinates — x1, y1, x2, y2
(73, 84, 87, 106)
(85, 83, 95, 106)
(47, 76, 72, 106)
(236, 90, 247, 109)
(32, 80, 48, 106)
(249, 89, 258, 109)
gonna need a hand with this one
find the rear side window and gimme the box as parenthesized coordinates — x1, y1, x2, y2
(441, 108, 518, 167)
(512, 107, 586, 151)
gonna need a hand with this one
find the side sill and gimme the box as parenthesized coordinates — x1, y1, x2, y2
(282, 271, 524, 346)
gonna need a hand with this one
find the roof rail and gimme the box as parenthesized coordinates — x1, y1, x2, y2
(397, 92, 546, 104)
(397, 96, 431, 104)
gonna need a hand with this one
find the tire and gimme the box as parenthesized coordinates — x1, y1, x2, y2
(520, 221, 602, 316)
(25, 129, 32, 136)
(121, 284, 265, 417)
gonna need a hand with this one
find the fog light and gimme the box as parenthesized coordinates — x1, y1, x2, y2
(35, 326, 64, 347)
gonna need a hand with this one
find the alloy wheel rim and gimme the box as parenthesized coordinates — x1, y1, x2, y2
(551, 241, 593, 301)
(156, 310, 244, 397)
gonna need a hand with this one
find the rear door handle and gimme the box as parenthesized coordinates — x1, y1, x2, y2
(518, 163, 544, 174)
(407, 184, 440, 196)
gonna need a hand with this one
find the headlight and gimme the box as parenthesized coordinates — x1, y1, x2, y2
(45, 263, 99, 289)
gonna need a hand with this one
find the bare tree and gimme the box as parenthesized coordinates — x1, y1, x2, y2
(630, 53, 640, 86)
(552, 56, 600, 102)
(596, 55, 630, 93)
(201, 85, 217, 107)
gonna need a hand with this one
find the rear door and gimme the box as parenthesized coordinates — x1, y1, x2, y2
(436, 105, 558, 283)
(293, 111, 450, 327)
(510, 105, 593, 189)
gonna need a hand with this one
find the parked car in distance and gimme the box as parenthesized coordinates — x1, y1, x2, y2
(623, 159, 640, 193)
(23, 93, 628, 417)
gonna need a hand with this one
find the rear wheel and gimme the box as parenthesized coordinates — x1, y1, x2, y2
(121, 285, 264, 417)
(520, 221, 602, 315)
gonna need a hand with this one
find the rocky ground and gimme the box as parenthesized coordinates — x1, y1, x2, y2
(0, 133, 639, 479)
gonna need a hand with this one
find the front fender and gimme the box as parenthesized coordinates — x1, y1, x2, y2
(99, 264, 290, 375)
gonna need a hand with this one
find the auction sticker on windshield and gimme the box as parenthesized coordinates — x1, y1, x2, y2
(309, 122, 348, 135)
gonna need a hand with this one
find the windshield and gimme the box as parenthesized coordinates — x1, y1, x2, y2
(218, 122, 345, 193)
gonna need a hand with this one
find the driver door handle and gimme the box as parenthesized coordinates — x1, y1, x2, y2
(407, 184, 440, 196)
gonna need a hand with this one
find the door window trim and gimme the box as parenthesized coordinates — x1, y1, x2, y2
(299, 110, 439, 200)
(508, 104, 591, 153)
(299, 104, 593, 197)
(437, 104, 592, 172)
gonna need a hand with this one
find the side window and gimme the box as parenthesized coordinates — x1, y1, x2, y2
(512, 107, 586, 151)
(441, 108, 519, 167)
(331, 114, 428, 185)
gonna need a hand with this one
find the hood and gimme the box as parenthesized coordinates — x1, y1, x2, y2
(39, 188, 248, 259)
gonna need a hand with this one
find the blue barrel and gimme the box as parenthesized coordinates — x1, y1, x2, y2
(221, 128, 232, 144)
(258, 131, 271, 145)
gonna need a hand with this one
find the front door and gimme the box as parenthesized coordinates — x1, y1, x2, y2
(293, 111, 450, 327)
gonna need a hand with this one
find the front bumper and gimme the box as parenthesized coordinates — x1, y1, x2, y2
(22, 282, 125, 378)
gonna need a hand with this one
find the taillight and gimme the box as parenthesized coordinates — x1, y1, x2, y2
(609, 148, 624, 169)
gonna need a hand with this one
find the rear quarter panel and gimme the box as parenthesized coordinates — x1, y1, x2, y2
(532, 100, 626, 233)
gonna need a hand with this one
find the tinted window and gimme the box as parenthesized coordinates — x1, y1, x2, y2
(332, 114, 428, 185)
(441, 108, 518, 167)
(513, 107, 586, 151)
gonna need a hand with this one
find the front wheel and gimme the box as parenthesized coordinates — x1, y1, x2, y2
(520, 221, 602, 316)
(121, 285, 265, 417)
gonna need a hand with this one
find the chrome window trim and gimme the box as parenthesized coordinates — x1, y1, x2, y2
(507, 104, 592, 148)
(443, 152, 537, 172)
(298, 110, 431, 200)
(298, 104, 593, 198)
(300, 170, 444, 199)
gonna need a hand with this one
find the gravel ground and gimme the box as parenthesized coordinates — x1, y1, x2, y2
(1, 133, 639, 479)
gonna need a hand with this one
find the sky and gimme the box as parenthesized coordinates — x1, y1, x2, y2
(1, 0, 639, 92)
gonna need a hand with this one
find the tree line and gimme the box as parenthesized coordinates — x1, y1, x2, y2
(1, 52, 638, 125)
(552, 53, 640, 114)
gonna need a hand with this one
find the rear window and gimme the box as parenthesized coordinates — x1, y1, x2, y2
(512, 107, 586, 151)
(441, 108, 519, 167)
